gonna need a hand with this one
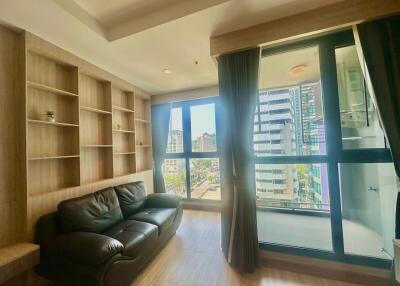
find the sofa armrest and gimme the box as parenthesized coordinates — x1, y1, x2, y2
(53, 232, 123, 265)
(146, 193, 182, 209)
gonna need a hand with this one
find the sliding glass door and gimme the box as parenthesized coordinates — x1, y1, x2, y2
(256, 30, 395, 268)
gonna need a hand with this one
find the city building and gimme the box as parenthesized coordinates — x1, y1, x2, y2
(255, 82, 329, 210)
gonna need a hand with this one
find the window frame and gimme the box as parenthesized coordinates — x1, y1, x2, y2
(256, 29, 393, 269)
(164, 97, 221, 201)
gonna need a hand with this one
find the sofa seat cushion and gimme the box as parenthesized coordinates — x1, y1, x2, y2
(128, 208, 176, 235)
(103, 220, 158, 258)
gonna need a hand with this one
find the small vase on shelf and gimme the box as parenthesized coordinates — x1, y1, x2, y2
(46, 111, 55, 123)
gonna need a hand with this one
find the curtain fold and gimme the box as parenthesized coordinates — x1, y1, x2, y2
(356, 16, 400, 239)
(151, 104, 171, 193)
(217, 47, 260, 272)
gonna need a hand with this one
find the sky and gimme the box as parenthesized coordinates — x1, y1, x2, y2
(170, 104, 216, 139)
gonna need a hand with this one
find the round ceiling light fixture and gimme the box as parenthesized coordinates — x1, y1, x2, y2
(288, 65, 307, 77)
(163, 68, 172, 74)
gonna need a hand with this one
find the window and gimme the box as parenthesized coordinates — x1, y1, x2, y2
(256, 30, 394, 268)
(163, 98, 220, 201)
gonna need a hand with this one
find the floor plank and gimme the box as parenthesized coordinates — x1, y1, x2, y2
(131, 210, 363, 286)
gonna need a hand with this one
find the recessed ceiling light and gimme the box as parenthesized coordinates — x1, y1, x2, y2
(288, 65, 307, 77)
(163, 68, 172, 74)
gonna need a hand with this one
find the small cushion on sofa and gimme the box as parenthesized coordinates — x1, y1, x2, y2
(104, 220, 158, 258)
(58, 187, 123, 233)
(128, 208, 176, 235)
(114, 182, 147, 218)
(55, 232, 123, 265)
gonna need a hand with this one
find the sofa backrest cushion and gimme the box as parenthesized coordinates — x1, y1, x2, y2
(114, 181, 147, 218)
(58, 187, 123, 233)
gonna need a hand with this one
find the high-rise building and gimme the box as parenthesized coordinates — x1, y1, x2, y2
(166, 130, 183, 153)
(255, 82, 329, 210)
(192, 132, 216, 152)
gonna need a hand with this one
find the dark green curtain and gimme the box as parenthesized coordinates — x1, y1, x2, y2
(151, 104, 171, 193)
(217, 47, 260, 272)
(356, 15, 400, 237)
(356, 16, 400, 283)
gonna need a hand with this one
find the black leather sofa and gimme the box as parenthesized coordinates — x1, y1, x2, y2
(35, 181, 183, 286)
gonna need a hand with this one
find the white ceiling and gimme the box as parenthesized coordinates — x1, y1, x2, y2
(0, 0, 343, 95)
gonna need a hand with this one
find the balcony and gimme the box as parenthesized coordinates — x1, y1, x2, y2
(256, 198, 392, 260)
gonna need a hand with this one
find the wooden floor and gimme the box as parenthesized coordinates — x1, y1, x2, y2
(131, 210, 363, 286)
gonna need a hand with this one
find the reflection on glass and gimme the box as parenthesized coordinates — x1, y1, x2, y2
(190, 158, 220, 200)
(167, 107, 183, 153)
(255, 46, 326, 156)
(162, 159, 187, 198)
(340, 163, 396, 259)
(256, 164, 332, 250)
(335, 46, 386, 149)
(190, 104, 217, 152)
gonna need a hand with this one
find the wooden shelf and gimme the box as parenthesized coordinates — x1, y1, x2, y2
(136, 144, 152, 148)
(114, 152, 136, 155)
(81, 145, 113, 148)
(28, 155, 79, 161)
(135, 118, 150, 123)
(81, 106, 112, 115)
(113, 129, 134, 134)
(113, 105, 134, 113)
(28, 119, 78, 127)
(27, 81, 78, 97)
(0, 243, 40, 285)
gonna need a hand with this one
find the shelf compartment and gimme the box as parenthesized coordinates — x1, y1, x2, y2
(114, 153, 136, 177)
(27, 81, 78, 97)
(113, 109, 135, 132)
(134, 96, 151, 122)
(27, 84, 79, 125)
(136, 147, 153, 172)
(135, 120, 152, 146)
(113, 132, 135, 154)
(28, 119, 78, 128)
(80, 147, 113, 184)
(80, 110, 113, 146)
(112, 86, 134, 111)
(27, 51, 78, 94)
(28, 157, 80, 196)
(27, 123, 79, 158)
(80, 74, 111, 112)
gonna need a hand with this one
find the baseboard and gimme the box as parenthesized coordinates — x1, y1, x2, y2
(261, 250, 392, 286)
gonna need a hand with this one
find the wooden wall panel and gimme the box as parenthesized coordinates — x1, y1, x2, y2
(0, 25, 25, 247)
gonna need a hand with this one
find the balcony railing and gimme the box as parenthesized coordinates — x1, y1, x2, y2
(256, 198, 330, 212)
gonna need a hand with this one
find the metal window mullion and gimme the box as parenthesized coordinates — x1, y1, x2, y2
(182, 103, 192, 199)
(320, 39, 345, 258)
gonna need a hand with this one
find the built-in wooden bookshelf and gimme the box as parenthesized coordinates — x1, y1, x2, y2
(25, 49, 152, 195)
(135, 97, 152, 172)
(20, 32, 153, 249)
(26, 51, 81, 196)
